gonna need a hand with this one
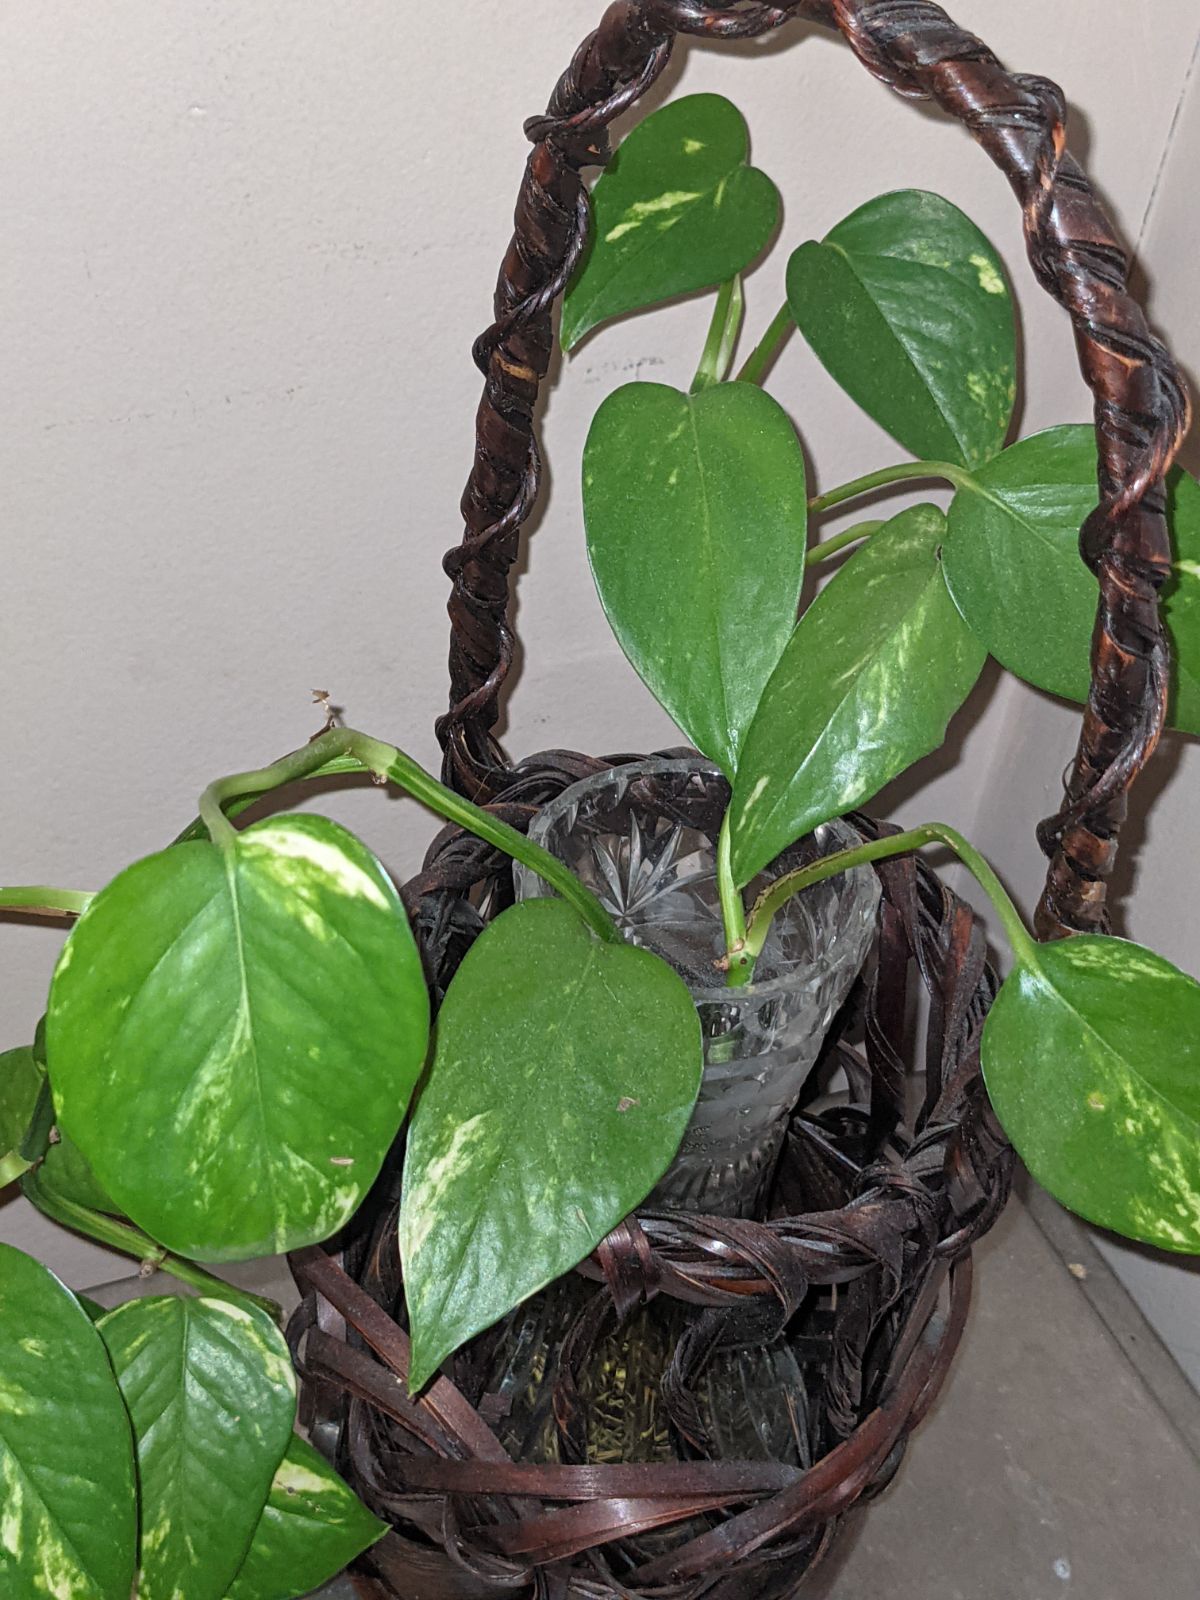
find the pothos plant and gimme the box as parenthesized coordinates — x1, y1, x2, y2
(1, 90, 1199, 1600)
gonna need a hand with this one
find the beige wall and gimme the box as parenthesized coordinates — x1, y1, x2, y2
(4, 4, 1199, 1363)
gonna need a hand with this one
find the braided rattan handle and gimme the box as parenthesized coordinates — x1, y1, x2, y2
(436, 0, 1190, 941)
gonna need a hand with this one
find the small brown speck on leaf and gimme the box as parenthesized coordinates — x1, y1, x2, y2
(617, 1096, 640, 1113)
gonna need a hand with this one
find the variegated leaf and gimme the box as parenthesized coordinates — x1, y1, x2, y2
(728, 505, 985, 886)
(583, 380, 808, 775)
(46, 814, 430, 1261)
(0, 1244, 136, 1599)
(983, 937, 1200, 1253)
(561, 94, 779, 349)
(787, 189, 1016, 468)
(400, 898, 702, 1391)
(941, 425, 1200, 734)
(98, 1295, 296, 1600)
(226, 1435, 385, 1600)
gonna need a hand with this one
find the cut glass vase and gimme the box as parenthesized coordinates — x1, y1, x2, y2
(513, 757, 881, 1218)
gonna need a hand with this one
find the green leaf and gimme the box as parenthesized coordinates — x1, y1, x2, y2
(400, 898, 702, 1391)
(47, 813, 430, 1262)
(561, 94, 779, 349)
(787, 189, 1016, 469)
(16, 1079, 55, 1168)
(38, 1132, 121, 1215)
(0, 1243, 137, 1599)
(583, 380, 808, 774)
(941, 424, 1097, 705)
(983, 937, 1200, 1253)
(17, 1020, 55, 1167)
(942, 426, 1200, 733)
(98, 1295, 296, 1600)
(729, 505, 986, 886)
(227, 1435, 385, 1600)
(0, 1047, 44, 1186)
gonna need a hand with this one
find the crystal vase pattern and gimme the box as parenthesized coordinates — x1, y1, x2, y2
(513, 757, 881, 1218)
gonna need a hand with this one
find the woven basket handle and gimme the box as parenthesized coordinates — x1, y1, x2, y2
(436, 0, 1189, 940)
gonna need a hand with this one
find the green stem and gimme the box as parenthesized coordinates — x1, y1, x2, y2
(22, 1167, 282, 1322)
(733, 822, 1036, 986)
(807, 519, 885, 566)
(808, 460, 970, 519)
(173, 753, 366, 845)
(197, 729, 622, 946)
(691, 276, 744, 393)
(716, 812, 752, 985)
(0, 886, 93, 919)
(736, 302, 793, 387)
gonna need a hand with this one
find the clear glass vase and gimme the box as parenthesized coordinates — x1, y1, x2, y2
(513, 757, 881, 1219)
(470, 759, 880, 1477)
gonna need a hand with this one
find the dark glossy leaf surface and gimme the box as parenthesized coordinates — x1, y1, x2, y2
(941, 424, 1097, 704)
(227, 1435, 385, 1600)
(984, 937, 1200, 1253)
(729, 506, 985, 885)
(0, 1244, 136, 1599)
(18, 1022, 53, 1165)
(584, 380, 808, 774)
(787, 189, 1016, 468)
(561, 94, 779, 349)
(942, 426, 1200, 733)
(99, 1295, 296, 1600)
(400, 898, 702, 1391)
(37, 1132, 120, 1214)
(0, 1047, 43, 1186)
(47, 814, 429, 1261)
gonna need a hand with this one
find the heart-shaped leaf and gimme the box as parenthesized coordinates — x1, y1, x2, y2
(227, 1435, 386, 1600)
(729, 505, 986, 886)
(942, 425, 1200, 733)
(561, 93, 779, 349)
(0, 1243, 137, 1599)
(0, 1046, 44, 1186)
(983, 936, 1200, 1252)
(400, 897, 702, 1391)
(941, 424, 1096, 704)
(47, 814, 430, 1261)
(98, 1295, 296, 1600)
(787, 189, 1016, 469)
(583, 380, 808, 775)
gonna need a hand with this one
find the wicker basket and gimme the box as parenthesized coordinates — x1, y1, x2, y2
(286, 4, 1188, 1596)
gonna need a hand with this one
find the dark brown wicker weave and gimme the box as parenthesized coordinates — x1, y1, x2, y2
(286, 5, 1189, 1595)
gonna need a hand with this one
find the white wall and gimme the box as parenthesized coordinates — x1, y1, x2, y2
(3, 3, 1198, 1361)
